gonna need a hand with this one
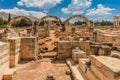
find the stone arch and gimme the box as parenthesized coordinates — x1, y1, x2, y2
(64, 15, 93, 30)
(7, 16, 34, 28)
(37, 15, 63, 27)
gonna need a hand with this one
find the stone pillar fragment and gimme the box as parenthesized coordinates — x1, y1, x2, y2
(8, 37, 21, 68)
(0, 42, 9, 80)
(20, 37, 37, 60)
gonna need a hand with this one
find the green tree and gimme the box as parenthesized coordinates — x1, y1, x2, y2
(4, 20, 8, 24)
(8, 13, 11, 22)
(13, 20, 20, 27)
(19, 18, 31, 27)
(0, 17, 4, 25)
(74, 21, 86, 25)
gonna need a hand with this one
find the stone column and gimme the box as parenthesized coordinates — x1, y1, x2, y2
(8, 37, 21, 68)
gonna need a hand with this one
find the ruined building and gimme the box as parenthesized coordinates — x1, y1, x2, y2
(0, 15, 120, 80)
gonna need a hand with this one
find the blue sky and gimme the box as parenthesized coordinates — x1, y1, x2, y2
(0, 0, 120, 21)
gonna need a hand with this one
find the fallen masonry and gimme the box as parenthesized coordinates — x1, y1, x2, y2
(0, 15, 120, 80)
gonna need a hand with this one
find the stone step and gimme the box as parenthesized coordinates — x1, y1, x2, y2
(79, 58, 100, 80)
(66, 58, 87, 80)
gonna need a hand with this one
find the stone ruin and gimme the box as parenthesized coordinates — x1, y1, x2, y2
(0, 15, 120, 80)
(114, 16, 120, 27)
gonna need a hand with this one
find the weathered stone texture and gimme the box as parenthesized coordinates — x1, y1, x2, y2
(89, 55, 120, 80)
(78, 58, 99, 80)
(72, 48, 87, 62)
(96, 32, 120, 46)
(0, 42, 9, 80)
(57, 41, 71, 59)
(8, 37, 21, 67)
(57, 41, 90, 59)
(20, 37, 37, 60)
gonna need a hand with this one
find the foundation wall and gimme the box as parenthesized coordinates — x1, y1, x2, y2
(57, 41, 90, 59)
(20, 37, 37, 60)
(8, 37, 21, 68)
(96, 33, 120, 46)
(89, 55, 120, 80)
(0, 42, 9, 80)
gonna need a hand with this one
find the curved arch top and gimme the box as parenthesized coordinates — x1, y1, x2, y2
(7, 16, 33, 28)
(37, 15, 63, 27)
(64, 15, 93, 27)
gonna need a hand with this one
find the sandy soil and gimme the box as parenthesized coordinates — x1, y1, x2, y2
(38, 30, 58, 51)
(13, 59, 72, 80)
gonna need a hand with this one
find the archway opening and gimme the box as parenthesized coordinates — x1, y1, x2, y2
(6, 16, 33, 36)
(36, 16, 61, 59)
(64, 15, 93, 32)
(65, 18, 87, 31)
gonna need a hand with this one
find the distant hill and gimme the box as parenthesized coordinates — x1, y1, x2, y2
(0, 12, 38, 21)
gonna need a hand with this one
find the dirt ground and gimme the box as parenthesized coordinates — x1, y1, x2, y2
(13, 59, 72, 80)
(38, 30, 58, 51)
(12, 30, 72, 80)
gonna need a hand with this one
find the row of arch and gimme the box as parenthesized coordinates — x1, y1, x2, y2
(7, 15, 93, 29)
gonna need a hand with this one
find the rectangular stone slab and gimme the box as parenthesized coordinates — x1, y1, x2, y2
(89, 55, 120, 80)
(20, 37, 37, 60)
(0, 42, 9, 80)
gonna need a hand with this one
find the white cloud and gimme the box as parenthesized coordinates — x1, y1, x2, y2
(61, 0, 92, 15)
(0, 7, 46, 18)
(17, 1, 24, 6)
(17, 0, 62, 9)
(86, 4, 115, 16)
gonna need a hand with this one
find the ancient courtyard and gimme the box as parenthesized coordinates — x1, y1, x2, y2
(0, 14, 120, 80)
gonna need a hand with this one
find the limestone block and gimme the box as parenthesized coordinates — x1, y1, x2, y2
(72, 49, 87, 62)
(78, 58, 99, 80)
(70, 41, 80, 48)
(96, 33, 120, 46)
(2, 75, 12, 80)
(79, 58, 88, 73)
(20, 37, 37, 60)
(90, 45, 101, 55)
(8, 37, 21, 67)
(89, 55, 120, 80)
(79, 41, 85, 50)
(9, 55, 15, 68)
(0, 42, 9, 80)
(83, 41, 90, 53)
(99, 45, 111, 56)
(91, 65, 110, 80)
(79, 41, 90, 53)
(0, 42, 9, 65)
(57, 41, 71, 59)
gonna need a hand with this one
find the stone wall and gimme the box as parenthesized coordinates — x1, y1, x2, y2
(96, 32, 120, 46)
(0, 42, 9, 80)
(89, 55, 120, 80)
(57, 41, 71, 59)
(57, 41, 90, 59)
(8, 37, 21, 68)
(79, 41, 91, 53)
(20, 37, 37, 60)
(78, 55, 120, 80)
